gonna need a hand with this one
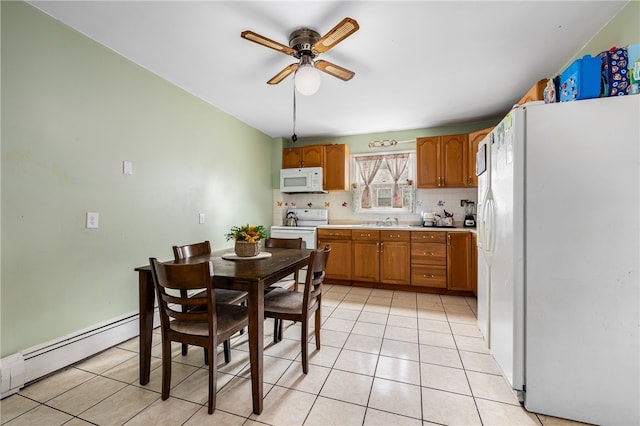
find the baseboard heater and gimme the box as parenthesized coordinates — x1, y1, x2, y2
(0, 309, 159, 399)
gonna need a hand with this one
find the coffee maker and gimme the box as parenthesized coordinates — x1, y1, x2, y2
(464, 201, 476, 228)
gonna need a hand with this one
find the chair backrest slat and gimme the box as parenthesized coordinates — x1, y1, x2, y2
(173, 241, 212, 260)
(302, 245, 330, 310)
(264, 237, 303, 249)
(150, 258, 217, 333)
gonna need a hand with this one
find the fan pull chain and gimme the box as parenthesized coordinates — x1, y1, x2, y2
(291, 84, 298, 142)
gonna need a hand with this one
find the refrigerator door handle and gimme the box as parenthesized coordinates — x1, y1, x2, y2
(479, 191, 495, 265)
(486, 197, 497, 256)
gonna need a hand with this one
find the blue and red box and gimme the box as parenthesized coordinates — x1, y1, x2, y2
(559, 55, 602, 102)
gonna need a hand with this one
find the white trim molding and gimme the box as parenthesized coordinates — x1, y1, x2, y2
(0, 309, 159, 399)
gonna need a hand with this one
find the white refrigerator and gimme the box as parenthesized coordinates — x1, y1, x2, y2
(476, 95, 639, 425)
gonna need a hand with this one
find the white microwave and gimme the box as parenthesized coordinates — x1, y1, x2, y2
(280, 167, 326, 193)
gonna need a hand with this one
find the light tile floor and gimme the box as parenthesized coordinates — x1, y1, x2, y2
(1, 286, 589, 426)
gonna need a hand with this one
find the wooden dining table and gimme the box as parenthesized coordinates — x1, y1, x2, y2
(134, 247, 312, 414)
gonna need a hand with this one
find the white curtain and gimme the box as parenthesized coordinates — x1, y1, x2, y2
(355, 156, 383, 208)
(385, 153, 409, 208)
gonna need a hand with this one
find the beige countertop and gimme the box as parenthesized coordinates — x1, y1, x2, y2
(318, 224, 476, 233)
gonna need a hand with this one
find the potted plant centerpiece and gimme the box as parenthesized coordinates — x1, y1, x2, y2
(225, 224, 268, 257)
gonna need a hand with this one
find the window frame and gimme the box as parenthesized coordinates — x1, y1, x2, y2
(350, 150, 416, 214)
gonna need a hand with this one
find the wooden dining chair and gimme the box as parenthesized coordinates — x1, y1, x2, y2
(149, 258, 248, 414)
(263, 245, 330, 374)
(264, 237, 303, 291)
(173, 240, 247, 361)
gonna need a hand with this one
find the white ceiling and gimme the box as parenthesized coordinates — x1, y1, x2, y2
(29, 1, 626, 139)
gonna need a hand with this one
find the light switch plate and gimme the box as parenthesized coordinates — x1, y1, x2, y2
(123, 160, 133, 175)
(86, 212, 99, 229)
(199, 213, 205, 224)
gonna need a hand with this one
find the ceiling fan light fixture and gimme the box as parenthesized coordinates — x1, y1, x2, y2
(294, 56, 321, 96)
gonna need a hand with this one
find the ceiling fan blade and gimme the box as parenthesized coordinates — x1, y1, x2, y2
(241, 30, 296, 56)
(315, 60, 355, 81)
(267, 64, 298, 85)
(312, 17, 359, 54)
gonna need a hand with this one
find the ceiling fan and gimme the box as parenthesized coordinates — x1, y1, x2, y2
(241, 17, 359, 95)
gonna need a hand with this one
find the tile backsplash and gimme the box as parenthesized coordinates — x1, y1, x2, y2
(272, 188, 478, 227)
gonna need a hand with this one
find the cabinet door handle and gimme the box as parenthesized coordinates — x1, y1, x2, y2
(361, 233, 371, 237)
(423, 274, 435, 278)
(377, 242, 381, 253)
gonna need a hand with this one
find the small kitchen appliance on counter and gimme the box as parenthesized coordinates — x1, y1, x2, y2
(464, 201, 476, 227)
(285, 211, 298, 227)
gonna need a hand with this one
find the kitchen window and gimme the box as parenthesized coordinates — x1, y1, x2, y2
(350, 151, 416, 213)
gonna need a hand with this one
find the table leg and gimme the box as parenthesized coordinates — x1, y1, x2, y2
(248, 281, 264, 414)
(138, 270, 154, 385)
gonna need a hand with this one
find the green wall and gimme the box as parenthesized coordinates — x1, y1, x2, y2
(561, 1, 639, 73)
(1, 2, 274, 357)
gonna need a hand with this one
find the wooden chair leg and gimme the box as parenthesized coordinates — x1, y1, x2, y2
(180, 289, 189, 356)
(315, 308, 321, 350)
(208, 345, 216, 414)
(273, 319, 284, 343)
(161, 339, 171, 401)
(301, 317, 309, 374)
(223, 340, 231, 364)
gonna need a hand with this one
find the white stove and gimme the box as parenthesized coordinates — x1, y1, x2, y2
(270, 208, 328, 249)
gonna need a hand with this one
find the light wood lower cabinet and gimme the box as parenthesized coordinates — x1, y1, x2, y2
(446, 232, 472, 291)
(411, 231, 447, 288)
(318, 229, 352, 281)
(380, 231, 410, 284)
(352, 230, 380, 282)
(320, 227, 476, 293)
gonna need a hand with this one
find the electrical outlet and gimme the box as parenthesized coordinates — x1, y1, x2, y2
(86, 212, 99, 229)
(460, 199, 468, 207)
(199, 213, 205, 224)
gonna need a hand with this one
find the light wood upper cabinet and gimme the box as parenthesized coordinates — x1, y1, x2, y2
(442, 134, 468, 187)
(318, 229, 352, 281)
(417, 134, 468, 188)
(517, 79, 547, 105)
(282, 144, 324, 168)
(467, 127, 493, 187)
(446, 232, 472, 291)
(416, 137, 440, 188)
(323, 144, 350, 191)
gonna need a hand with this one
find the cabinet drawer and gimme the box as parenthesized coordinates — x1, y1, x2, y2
(352, 230, 380, 241)
(318, 229, 352, 239)
(411, 242, 447, 264)
(411, 231, 446, 243)
(380, 230, 410, 241)
(411, 265, 447, 288)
